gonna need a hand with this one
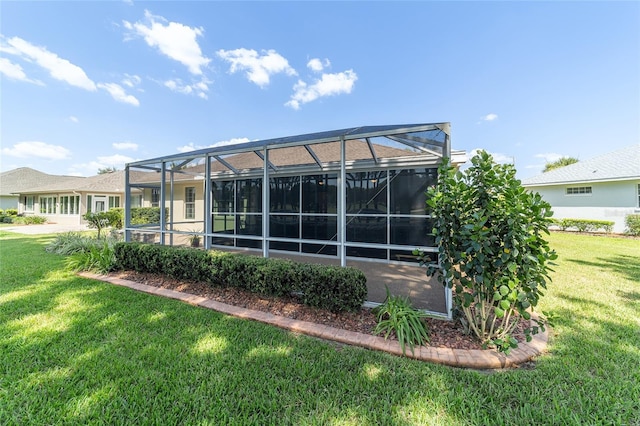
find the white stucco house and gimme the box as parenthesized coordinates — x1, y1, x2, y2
(522, 144, 640, 233)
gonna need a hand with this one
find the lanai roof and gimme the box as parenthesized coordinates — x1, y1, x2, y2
(522, 144, 640, 187)
(128, 123, 455, 172)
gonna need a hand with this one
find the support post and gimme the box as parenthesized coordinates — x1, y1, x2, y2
(339, 137, 346, 267)
(124, 165, 131, 242)
(204, 155, 211, 250)
(262, 147, 269, 258)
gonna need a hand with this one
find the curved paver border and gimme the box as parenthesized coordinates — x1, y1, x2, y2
(80, 272, 548, 369)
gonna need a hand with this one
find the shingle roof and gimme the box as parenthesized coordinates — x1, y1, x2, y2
(522, 144, 640, 186)
(0, 167, 83, 196)
(18, 171, 126, 194)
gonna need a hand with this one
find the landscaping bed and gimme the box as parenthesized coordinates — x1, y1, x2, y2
(108, 270, 524, 351)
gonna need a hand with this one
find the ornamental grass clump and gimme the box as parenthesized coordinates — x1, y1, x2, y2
(419, 150, 557, 354)
(373, 287, 430, 356)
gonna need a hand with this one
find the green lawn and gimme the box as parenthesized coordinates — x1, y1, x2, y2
(1, 231, 638, 425)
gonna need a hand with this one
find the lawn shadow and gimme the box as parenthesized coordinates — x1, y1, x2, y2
(566, 254, 640, 283)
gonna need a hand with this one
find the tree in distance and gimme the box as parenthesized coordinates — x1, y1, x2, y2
(543, 157, 578, 173)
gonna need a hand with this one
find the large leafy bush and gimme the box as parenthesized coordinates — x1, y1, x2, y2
(421, 151, 557, 353)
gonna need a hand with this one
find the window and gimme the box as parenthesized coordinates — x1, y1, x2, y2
(637, 184, 640, 208)
(566, 186, 592, 195)
(25, 196, 35, 212)
(131, 194, 143, 208)
(185, 187, 196, 219)
(59, 195, 80, 215)
(39, 196, 57, 214)
(109, 196, 120, 209)
(151, 188, 160, 207)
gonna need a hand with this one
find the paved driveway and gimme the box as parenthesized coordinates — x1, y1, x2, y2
(2, 224, 90, 235)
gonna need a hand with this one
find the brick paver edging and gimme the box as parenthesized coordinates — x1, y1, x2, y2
(79, 272, 548, 369)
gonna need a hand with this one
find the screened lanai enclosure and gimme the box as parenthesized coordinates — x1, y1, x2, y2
(125, 123, 466, 318)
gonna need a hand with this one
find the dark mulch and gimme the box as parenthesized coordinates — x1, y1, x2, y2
(108, 270, 526, 350)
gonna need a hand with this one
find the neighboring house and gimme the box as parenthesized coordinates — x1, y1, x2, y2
(0, 167, 78, 211)
(13, 170, 127, 226)
(522, 144, 640, 233)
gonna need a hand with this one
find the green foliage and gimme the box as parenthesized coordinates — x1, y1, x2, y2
(3, 208, 18, 216)
(552, 218, 614, 233)
(373, 288, 430, 356)
(112, 242, 367, 312)
(83, 211, 120, 238)
(625, 214, 640, 236)
(97, 166, 118, 174)
(131, 207, 167, 225)
(47, 232, 118, 273)
(0, 214, 13, 223)
(543, 156, 579, 172)
(65, 242, 115, 274)
(9, 215, 48, 225)
(420, 150, 557, 353)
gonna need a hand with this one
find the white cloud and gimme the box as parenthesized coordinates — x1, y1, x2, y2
(70, 154, 136, 176)
(177, 137, 250, 153)
(1, 141, 71, 160)
(480, 113, 499, 122)
(97, 82, 140, 106)
(124, 10, 210, 75)
(68, 116, 79, 123)
(164, 77, 209, 99)
(307, 58, 330, 72)
(286, 69, 358, 110)
(217, 48, 297, 87)
(97, 154, 135, 165)
(2, 36, 97, 91)
(113, 142, 138, 151)
(0, 57, 43, 85)
(122, 73, 142, 88)
(534, 152, 565, 163)
(468, 148, 514, 165)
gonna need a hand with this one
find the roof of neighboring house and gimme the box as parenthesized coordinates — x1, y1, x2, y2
(0, 167, 83, 196)
(16, 170, 126, 194)
(522, 144, 640, 187)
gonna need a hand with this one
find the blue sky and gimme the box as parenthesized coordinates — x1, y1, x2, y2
(1, 1, 638, 178)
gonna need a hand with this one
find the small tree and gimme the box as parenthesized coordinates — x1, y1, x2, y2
(421, 151, 557, 353)
(83, 211, 120, 238)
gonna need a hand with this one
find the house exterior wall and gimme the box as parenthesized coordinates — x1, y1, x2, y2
(1, 195, 19, 210)
(17, 191, 125, 226)
(527, 180, 640, 233)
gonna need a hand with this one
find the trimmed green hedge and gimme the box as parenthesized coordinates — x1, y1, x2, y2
(625, 214, 640, 236)
(109, 207, 169, 229)
(551, 218, 614, 233)
(113, 243, 367, 312)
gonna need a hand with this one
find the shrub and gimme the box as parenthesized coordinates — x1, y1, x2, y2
(10, 215, 47, 225)
(419, 150, 557, 354)
(46, 232, 114, 255)
(4, 208, 18, 216)
(554, 218, 614, 233)
(130, 207, 168, 225)
(625, 214, 640, 236)
(65, 241, 115, 274)
(373, 288, 430, 356)
(112, 243, 367, 313)
(0, 215, 13, 224)
(83, 211, 122, 238)
(46, 232, 117, 273)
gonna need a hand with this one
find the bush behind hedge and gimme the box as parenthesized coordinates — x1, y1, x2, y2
(551, 218, 614, 233)
(625, 214, 640, 236)
(113, 243, 367, 312)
